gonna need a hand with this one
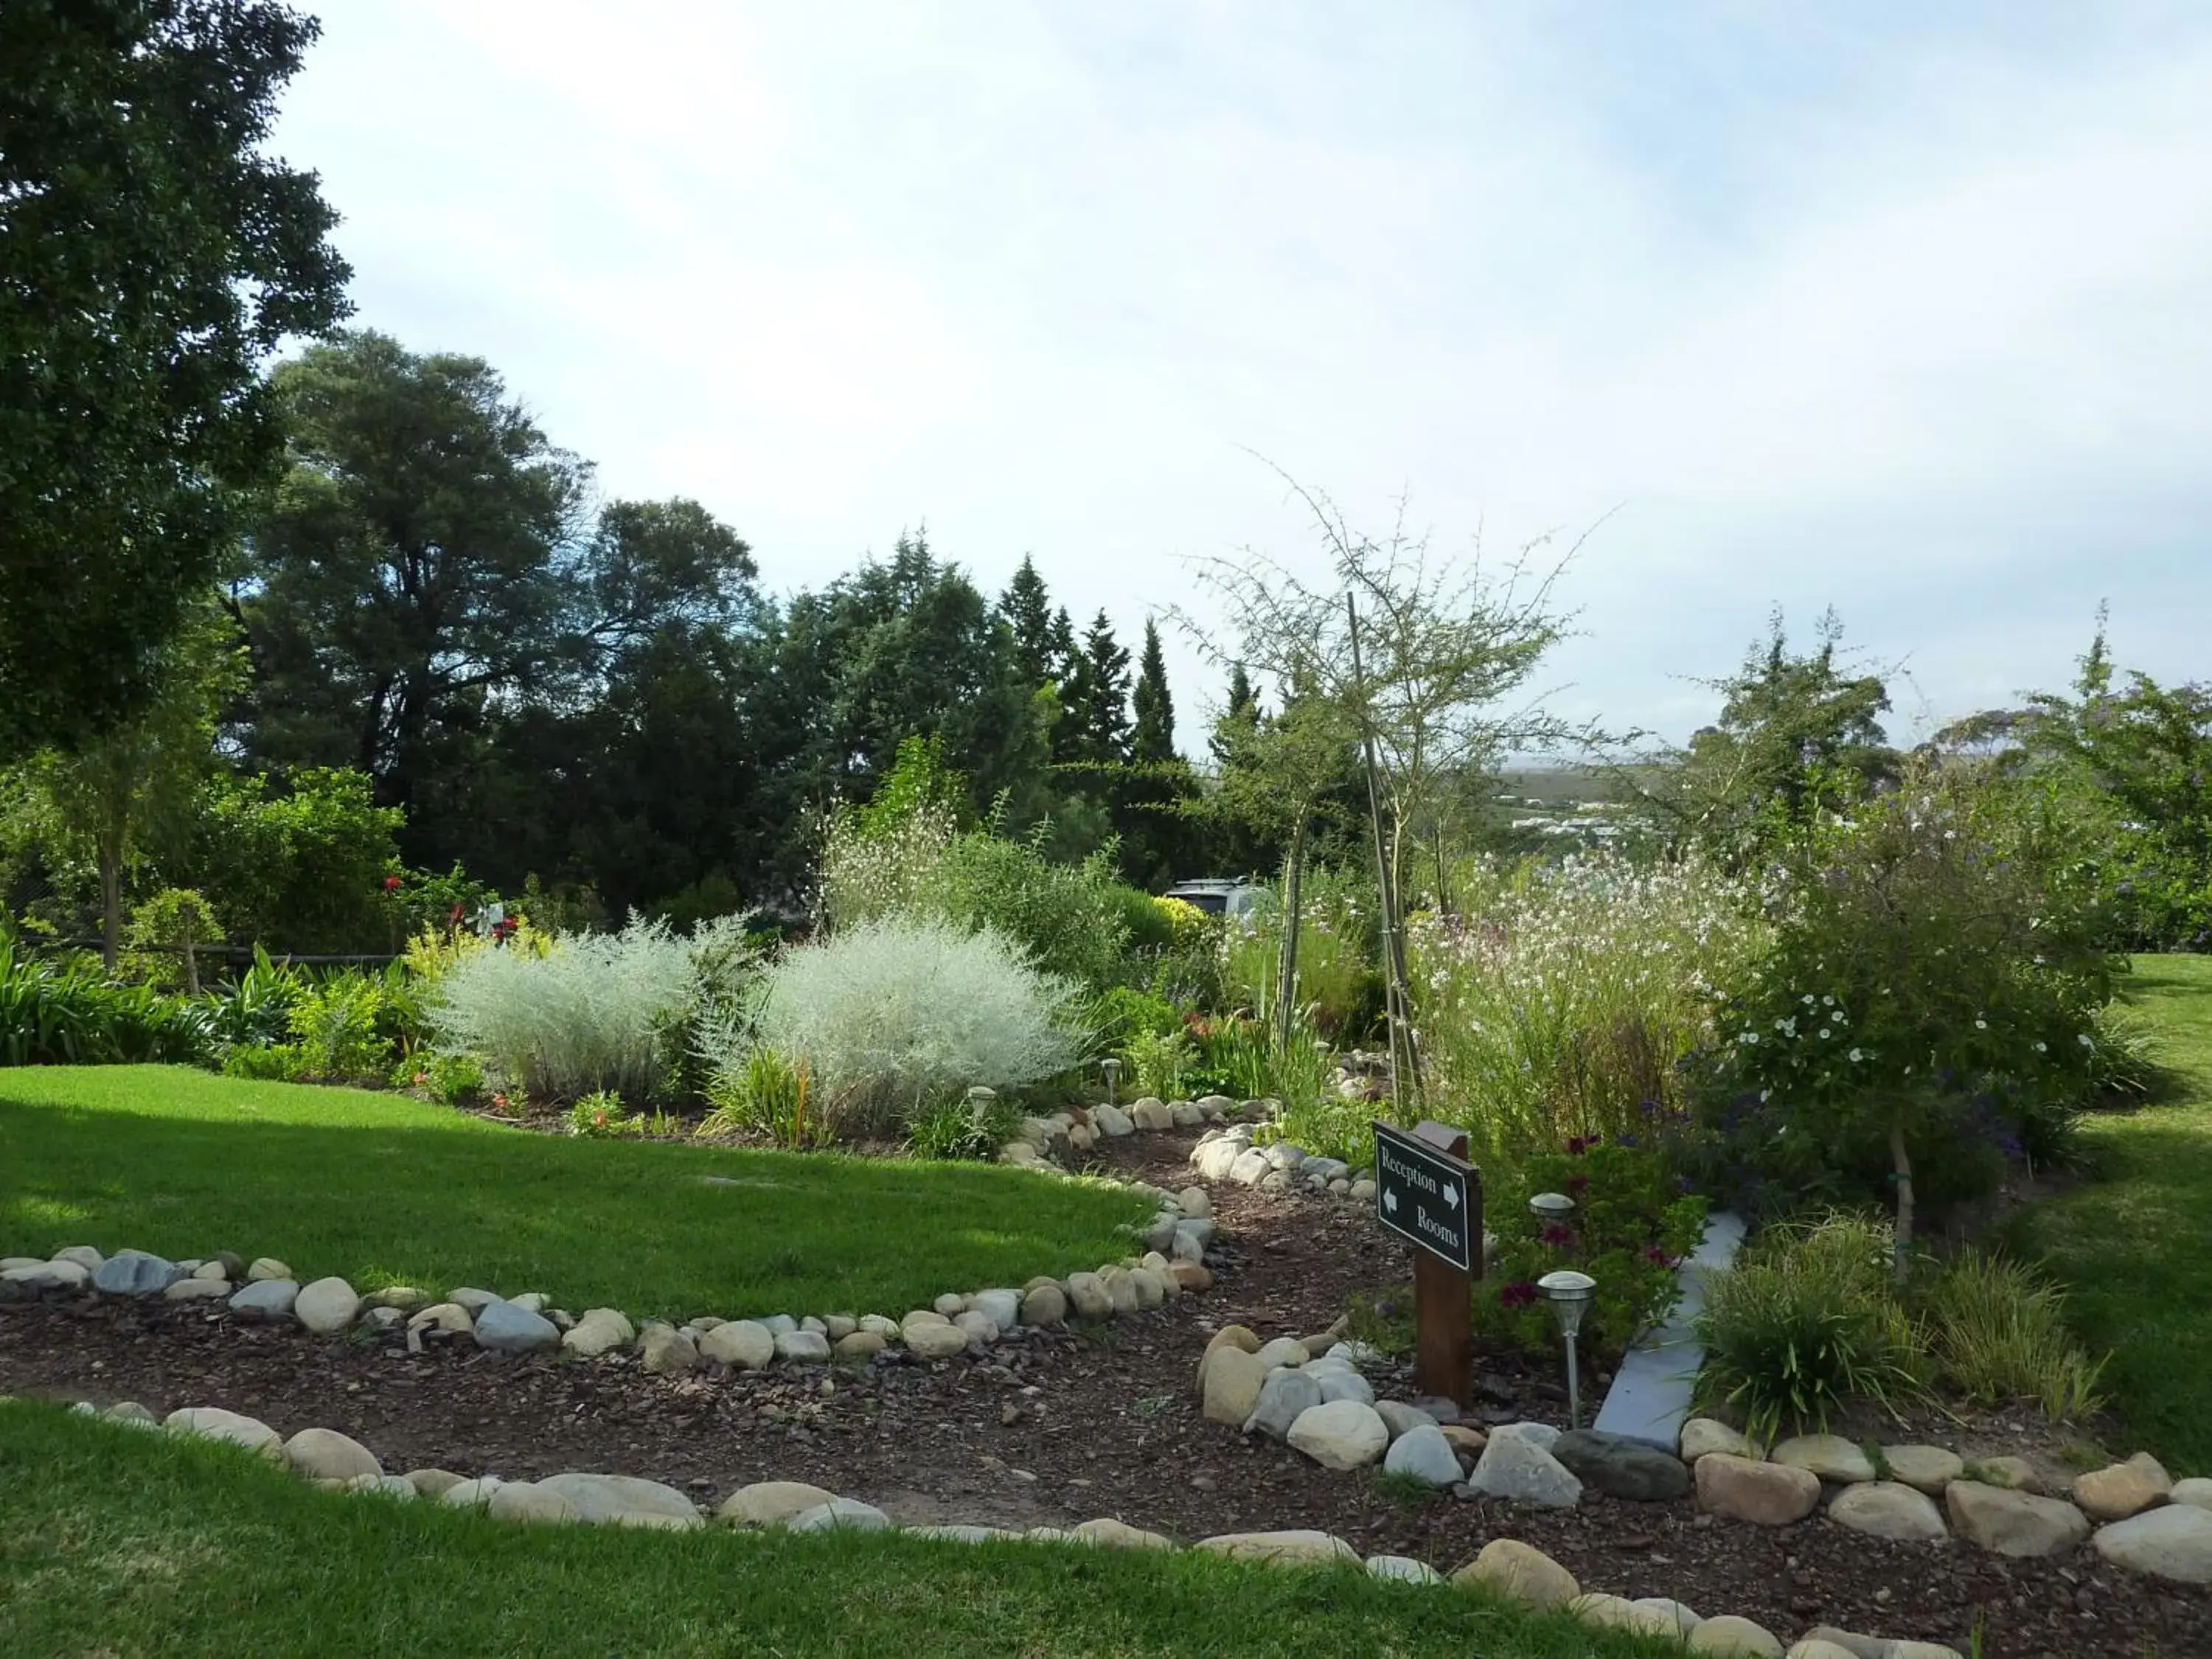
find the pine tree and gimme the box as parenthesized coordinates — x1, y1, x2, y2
(1210, 661, 1262, 766)
(1130, 618, 1178, 764)
(1068, 610, 1133, 764)
(1046, 605, 1084, 762)
(998, 554, 1056, 688)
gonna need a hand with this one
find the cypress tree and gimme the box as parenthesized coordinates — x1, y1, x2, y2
(1130, 618, 1178, 763)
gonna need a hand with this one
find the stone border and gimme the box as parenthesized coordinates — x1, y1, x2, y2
(0, 1152, 1220, 1377)
(9, 1392, 1984, 1656)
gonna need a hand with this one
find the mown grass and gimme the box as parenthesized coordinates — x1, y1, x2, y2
(0, 1404, 1682, 1659)
(2015, 955, 2212, 1472)
(0, 1065, 1154, 1320)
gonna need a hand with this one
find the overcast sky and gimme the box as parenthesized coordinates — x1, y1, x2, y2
(273, 1, 2212, 754)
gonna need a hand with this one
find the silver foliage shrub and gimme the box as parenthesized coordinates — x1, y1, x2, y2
(706, 914, 1081, 1137)
(431, 914, 753, 1102)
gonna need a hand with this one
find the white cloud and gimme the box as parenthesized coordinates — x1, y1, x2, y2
(276, 0, 2212, 748)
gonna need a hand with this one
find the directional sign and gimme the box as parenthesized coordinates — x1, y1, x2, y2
(1371, 1121, 1474, 1272)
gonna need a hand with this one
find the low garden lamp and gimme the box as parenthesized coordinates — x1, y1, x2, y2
(1528, 1192, 1576, 1225)
(1537, 1269, 1597, 1429)
(1101, 1057, 1121, 1107)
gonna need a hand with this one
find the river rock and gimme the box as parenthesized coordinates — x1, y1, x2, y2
(698, 1318, 773, 1369)
(1253, 1336, 1309, 1371)
(91, 1251, 183, 1298)
(2073, 1452, 2172, 1521)
(283, 1427, 382, 1482)
(972, 1289, 1022, 1332)
(1382, 1422, 1463, 1488)
(1696, 1453, 1820, 1526)
(1552, 1428, 1692, 1501)
(1130, 1098, 1173, 1131)
(1688, 1613, 1785, 1654)
(1882, 1444, 1965, 1495)
(53, 1245, 104, 1271)
(2091, 1503, 2212, 1583)
(1827, 1481, 1949, 1542)
(1243, 1367, 1323, 1441)
(473, 1299, 559, 1354)
(439, 1477, 504, 1509)
(1365, 1554, 1440, 1585)
(1178, 1186, 1211, 1217)
(1071, 1517, 1172, 1550)
(1468, 1427, 1582, 1507)
(719, 1481, 835, 1526)
(1194, 1530, 1360, 1567)
(1093, 1104, 1134, 1137)
(2174, 1478, 2212, 1510)
(1452, 1537, 1578, 1608)
(407, 1301, 473, 1336)
(786, 1498, 890, 1533)
(364, 1285, 425, 1311)
(1570, 1593, 1683, 1638)
(447, 1287, 501, 1315)
(1020, 1283, 1067, 1326)
(1968, 1455, 2043, 1492)
(1063, 1272, 1111, 1319)
(637, 1323, 698, 1375)
(1203, 1347, 1269, 1426)
(293, 1276, 361, 1334)
(164, 1277, 231, 1301)
(537, 1472, 702, 1528)
(835, 1331, 885, 1357)
(906, 1321, 971, 1360)
(1945, 1481, 2090, 1557)
(1773, 1433, 1876, 1484)
(1288, 1399, 1390, 1470)
(1375, 1400, 1438, 1441)
(164, 1406, 282, 1458)
(561, 1308, 636, 1357)
(227, 1278, 299, 1323)
(488, 1482, 581, 1525)
(1303, 1360, 1376, 1407)
(775, 1329, 833, 1363)
(1680, 1418, 1755, 1462)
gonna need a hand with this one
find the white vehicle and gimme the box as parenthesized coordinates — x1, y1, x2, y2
(1161, 877, 1268, 919)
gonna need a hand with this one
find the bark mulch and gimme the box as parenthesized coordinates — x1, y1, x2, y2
(4, 1128, 2205, 1659)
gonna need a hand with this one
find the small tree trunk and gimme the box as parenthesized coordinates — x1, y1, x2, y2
(1889, 1120, 1916, 1285)
(182, 936, 200, 995)
(101, 854, 122, 973)
(1276, 816, 1308, 1056)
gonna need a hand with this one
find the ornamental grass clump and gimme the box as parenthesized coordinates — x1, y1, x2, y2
(1694, 1209, 1929, 1442)
(427, 915, 722, 1104)
(709, 915, 1082, 1140)
(1409, 850, 1764, 1166)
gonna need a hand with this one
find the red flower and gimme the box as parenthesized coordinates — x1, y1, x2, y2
(382, 874, 403, 892)
(1644, 1247, 1677, 1267)
(1500, 1281, 1540, 1310)
(1566, 1173, 1589, 1196)
(1565, 1135, 1594, 1155)
(1541, 1224, 1575, 1248)
(449, 902, 466, 924)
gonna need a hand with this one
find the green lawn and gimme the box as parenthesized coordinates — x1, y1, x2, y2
(2017, 955, 2212, 1472)
(0, 1065, 1154, 1320)
(0, 1404, 1677, 1659)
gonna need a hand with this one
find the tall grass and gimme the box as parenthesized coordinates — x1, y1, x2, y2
(1918, 1251, 2107, 1421)
(1409, 851, 1764, 1166)
(1221, 865, 1377, 1041)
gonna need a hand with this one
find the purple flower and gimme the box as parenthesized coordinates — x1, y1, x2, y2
(1500, 1281, 1540, 1310)
(1541, 1224, 1574, 1248)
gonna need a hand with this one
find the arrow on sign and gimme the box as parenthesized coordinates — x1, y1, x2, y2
(1444, 1185, 1459, 1210)
(1382, 1189, 1399, 1214)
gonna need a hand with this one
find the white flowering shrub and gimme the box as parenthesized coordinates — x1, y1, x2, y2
(429, 915, 739, 1103)
(1408, 851, 1766, 1164)
(704, 915, 1082, 1138)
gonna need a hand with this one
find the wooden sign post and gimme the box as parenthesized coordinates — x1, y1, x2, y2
(1371, 1119, 1481, 1405)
